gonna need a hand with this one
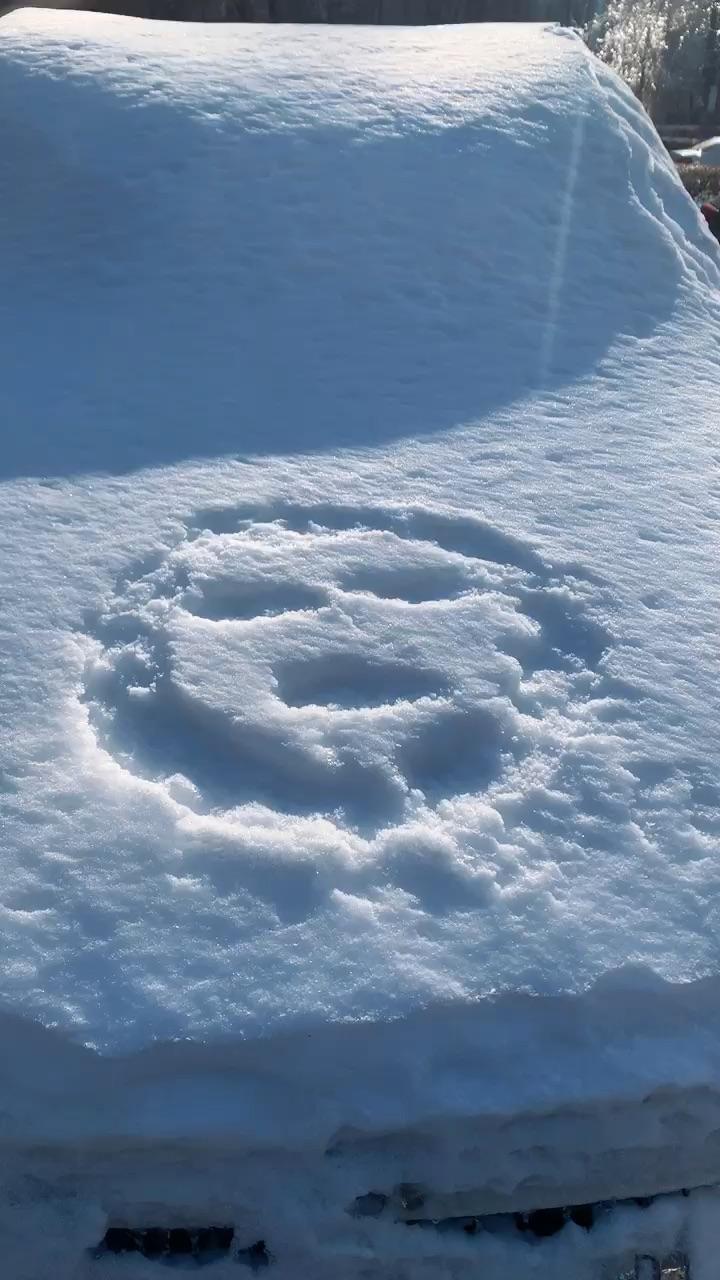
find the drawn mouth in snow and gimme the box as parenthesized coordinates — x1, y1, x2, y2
(80, 500, 619, 845)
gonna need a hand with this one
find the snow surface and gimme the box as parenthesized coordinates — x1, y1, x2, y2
(2, 9, 720, 1275)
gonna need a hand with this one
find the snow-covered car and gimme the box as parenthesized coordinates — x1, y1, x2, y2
(1, 10, 719, 1280)
(673, 134, 720, 164)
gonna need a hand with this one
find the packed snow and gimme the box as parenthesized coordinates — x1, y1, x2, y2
(1, 8, 720, 1277)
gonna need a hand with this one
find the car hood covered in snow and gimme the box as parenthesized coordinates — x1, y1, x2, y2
(2, 10, 720, 1277)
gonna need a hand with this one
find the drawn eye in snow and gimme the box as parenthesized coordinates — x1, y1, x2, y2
(81, 500, 615, 838)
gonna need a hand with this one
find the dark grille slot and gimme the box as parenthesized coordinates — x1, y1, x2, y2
(349, 1181, 696, 1272)
(96, 1224, 236, 1261)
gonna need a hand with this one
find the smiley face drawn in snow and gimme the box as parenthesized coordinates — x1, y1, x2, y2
(82, 500, 613, 837)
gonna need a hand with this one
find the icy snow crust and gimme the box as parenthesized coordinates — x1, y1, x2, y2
(2, 5, 720, 1207)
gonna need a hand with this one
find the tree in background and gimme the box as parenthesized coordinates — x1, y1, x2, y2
(587, 0, 720, 123)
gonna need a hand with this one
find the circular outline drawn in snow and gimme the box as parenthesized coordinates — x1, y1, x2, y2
(81, 501, 614, 838)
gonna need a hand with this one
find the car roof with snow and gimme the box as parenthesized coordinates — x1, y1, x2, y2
(1, 9, 720, 1185)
